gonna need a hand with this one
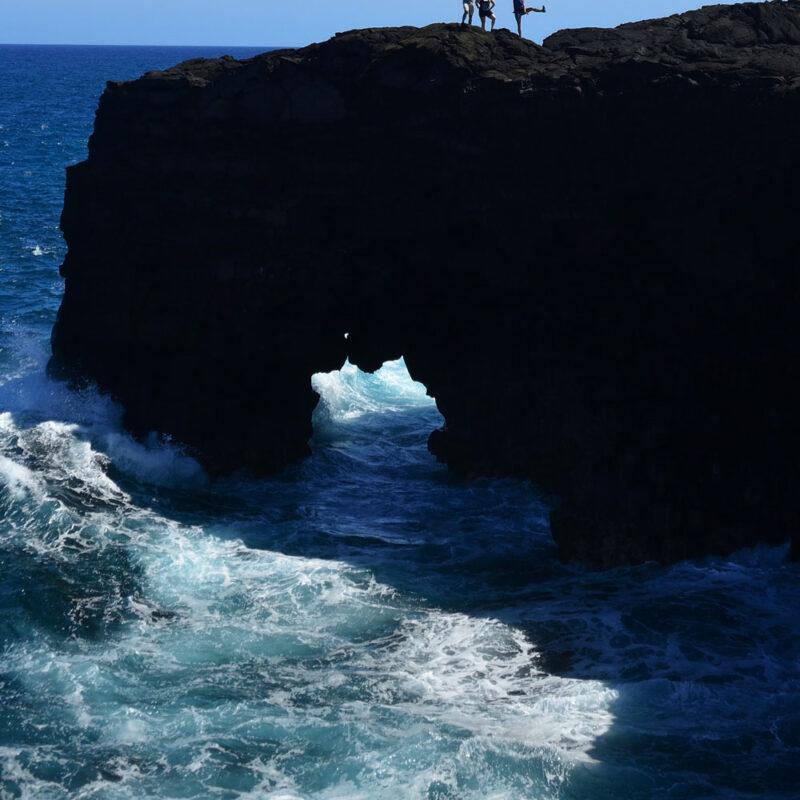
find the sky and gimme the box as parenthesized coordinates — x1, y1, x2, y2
(0, 0, 739, 48)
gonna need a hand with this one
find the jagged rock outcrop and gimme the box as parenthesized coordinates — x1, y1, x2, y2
(52, 2, 800, 567)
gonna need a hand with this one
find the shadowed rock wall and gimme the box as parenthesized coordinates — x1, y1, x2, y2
(52, 2, 800, 567)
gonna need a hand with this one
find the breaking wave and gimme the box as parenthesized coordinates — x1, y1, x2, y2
(0, 343, 620, 799)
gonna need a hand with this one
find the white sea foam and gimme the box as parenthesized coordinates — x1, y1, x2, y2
(0, 342, 618, 798)
(0, 397, 615, 798)
(0, 334, 205, 489)
(0, 452, 40, 499)
(313, 358, 434, 422)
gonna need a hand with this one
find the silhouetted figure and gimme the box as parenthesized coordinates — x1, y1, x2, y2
(479, 0, 497, 31)
(514, 1, 546, 37)
(462, 1, 475, 26)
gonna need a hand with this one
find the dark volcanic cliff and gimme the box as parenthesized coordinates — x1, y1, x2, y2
(52, 2, 800, 568)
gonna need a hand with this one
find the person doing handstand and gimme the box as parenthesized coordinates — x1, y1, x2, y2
(478, 0, 497, 31)
(513, 0, 546, 37)
(462, 0, 475, 26)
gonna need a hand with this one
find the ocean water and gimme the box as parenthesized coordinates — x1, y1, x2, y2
(0, 44, 798, 800)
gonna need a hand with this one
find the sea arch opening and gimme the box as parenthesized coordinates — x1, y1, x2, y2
(310, 356, 442, 448)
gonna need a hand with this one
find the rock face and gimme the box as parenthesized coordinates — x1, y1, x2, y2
(52, 2, 800, 568)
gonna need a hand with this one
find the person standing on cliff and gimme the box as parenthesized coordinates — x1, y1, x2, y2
(462, 1, 475, 26)
(513, 1, 546, 37)
(478, 0, 497, 31)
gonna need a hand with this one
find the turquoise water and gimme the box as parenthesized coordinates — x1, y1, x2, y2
(0, 45, 798, 799)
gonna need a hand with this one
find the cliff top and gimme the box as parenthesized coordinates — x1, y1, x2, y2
(134, 2, 800, 94)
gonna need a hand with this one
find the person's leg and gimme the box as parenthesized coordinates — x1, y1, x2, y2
(515, 12, 523, 36)
(490, 12, 496, 30)
(480, 13, 486, 30)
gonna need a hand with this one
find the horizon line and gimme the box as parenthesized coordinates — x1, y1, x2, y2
(0, 42, 286, 50)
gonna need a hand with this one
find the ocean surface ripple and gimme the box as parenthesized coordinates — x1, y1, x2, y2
(0, 45, 798, 800)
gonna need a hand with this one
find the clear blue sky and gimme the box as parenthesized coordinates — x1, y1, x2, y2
(0, 1, 738, 48)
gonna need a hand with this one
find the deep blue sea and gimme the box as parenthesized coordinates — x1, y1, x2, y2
(0, 44, 798, 800)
